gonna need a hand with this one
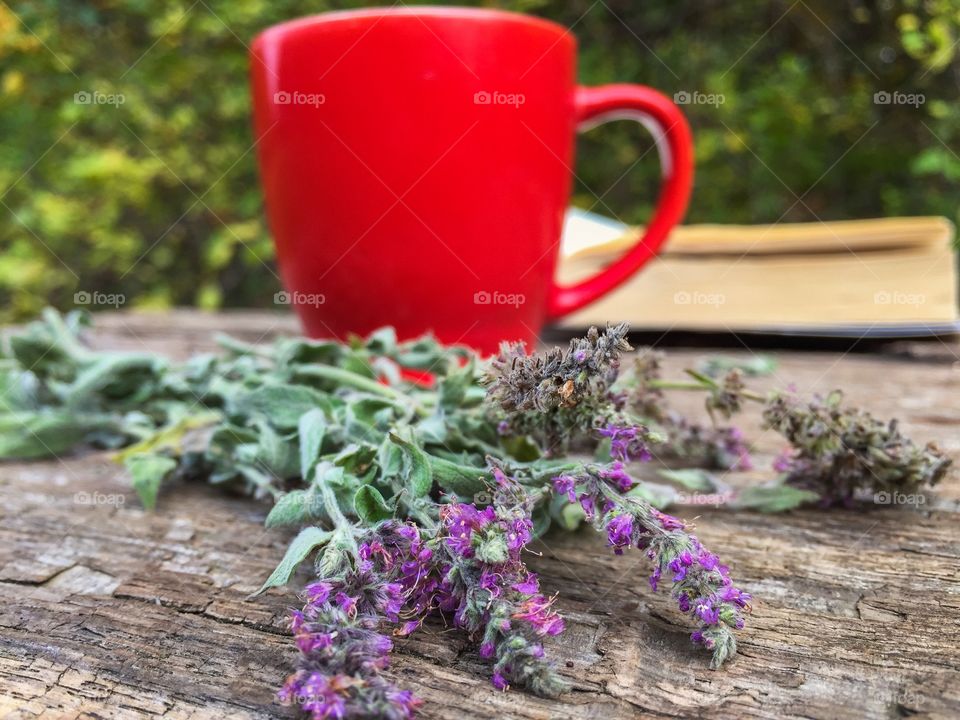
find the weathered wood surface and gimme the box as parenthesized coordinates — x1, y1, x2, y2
(2, 310, 959, 720)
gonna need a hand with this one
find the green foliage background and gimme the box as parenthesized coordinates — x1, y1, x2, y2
(2, 0, 959, 319)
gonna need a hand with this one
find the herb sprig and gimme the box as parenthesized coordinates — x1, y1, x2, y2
(1, 310, 950, 718)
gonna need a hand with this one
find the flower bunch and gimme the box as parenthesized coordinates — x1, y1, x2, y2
(552, 463, 751, 668)
(8, 311, 951, 720)
(280, 570, 420, 719)
(432, 468, 569, 696)
(625, 349, 753, 471)
(763, 389, 952, 505)
(282, 466, 571, 717)
(484, 323, 631, 451)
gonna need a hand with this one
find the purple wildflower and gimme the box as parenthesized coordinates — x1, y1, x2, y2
(435, 470, 569, 697)
(552, 475, 577, 502)
(550, 462, 751, 669)
(280, 520, 443, 720)
(605, 514, 634, 554)
(598, 461, 634, 492)
(598, 422, 653, 463)
(772, 447, 794, 473)
(512, 594, 565, 636)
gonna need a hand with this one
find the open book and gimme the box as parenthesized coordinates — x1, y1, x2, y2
(557, 210, 959, 337)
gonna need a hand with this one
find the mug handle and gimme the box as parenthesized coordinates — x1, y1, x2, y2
(546, 84, 694, 320)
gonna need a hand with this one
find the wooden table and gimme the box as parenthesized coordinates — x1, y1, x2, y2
(2, 311, 959, 719)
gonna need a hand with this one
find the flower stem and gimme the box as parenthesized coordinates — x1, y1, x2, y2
(316, 470, 359, 555)
(650, 378, 766, 403)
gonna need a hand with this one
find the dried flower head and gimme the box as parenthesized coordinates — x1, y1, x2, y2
(483, 324, 632, 452)
(705, 369, 747, 421)
(764, 389, 952, 505)
(626, 350, 752, 472)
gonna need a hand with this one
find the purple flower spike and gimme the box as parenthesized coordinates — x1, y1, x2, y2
(548, 461, 751, 669)
(598, 422, 653, 463)
(305, 581, 333, 608)
(606, 514, 634, 554)
(552, 475, 577, 503)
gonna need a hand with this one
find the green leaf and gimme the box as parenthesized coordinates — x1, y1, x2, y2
(697, 355, 778, 378)
(114, 411, 220, 462)
(341, 353, 377, 379)
(550, 493, 585, 531)
(265, 488, 324, 528)
(389, 431, 433, 498)
(377, 437, 405, 479)
(64, 354, 166, 408)
(657, 468, 719, 492)
(626, 481, 678, 509)
(332, 443, 378, 477)
(501, 434, 541, 462)
(415, 414, 448, 444)
(730, 484, 820, 513)
(364, 327, 397, 355)
(353, 485, 393, 523)
(233, 384, 327, 430)
(348, 396, 398, 427)
(254, 526, 333, 595)
(0, 411, 106, 459)
(298, 408, 327, 479)
(0, 367, 39, 411)
(438, 357, 474, 410)
(277, 338, 345, 367)
(254, 421, 300, 479)
(428, 455, 487, 497)
(125, 453, 177, 510)
(532, 505, 552, 538)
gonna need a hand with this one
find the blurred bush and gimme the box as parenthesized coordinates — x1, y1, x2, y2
(1, 0, 958, 319)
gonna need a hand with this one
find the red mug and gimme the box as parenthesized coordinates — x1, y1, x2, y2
(250, 7, 692, 354)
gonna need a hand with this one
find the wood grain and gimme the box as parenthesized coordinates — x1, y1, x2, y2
(2, 311, 958, 719)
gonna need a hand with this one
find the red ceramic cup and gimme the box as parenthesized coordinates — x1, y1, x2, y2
(250, 7, 692, 354)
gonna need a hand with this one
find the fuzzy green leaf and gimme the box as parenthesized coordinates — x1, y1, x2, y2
(501, 434, 541, 462)
(730, 484, 820, 512)
(233, 384, 327, 430)
(0, 411, 104, 459)
(298, 408, 327, 479)
(125, 453, 177, 510)
(353, 485, 394, 523)
(657, 468, 719, 492)
(265, 489, 325, 528)
(254, 526, 333, 595)
(389, 432, 433, 498)
(428, 455, 487, 497)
